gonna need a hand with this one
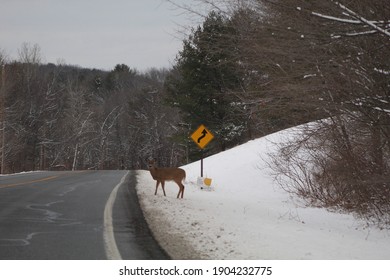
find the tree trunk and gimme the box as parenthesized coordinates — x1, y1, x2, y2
(72, 143, 78, 171)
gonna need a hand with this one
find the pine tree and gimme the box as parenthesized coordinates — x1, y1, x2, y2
(166, 11, 248, 153)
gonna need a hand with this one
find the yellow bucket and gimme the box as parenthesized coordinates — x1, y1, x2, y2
(204, 178, 212, 186)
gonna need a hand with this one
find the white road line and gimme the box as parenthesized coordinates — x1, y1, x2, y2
(103, 171, 129, 260)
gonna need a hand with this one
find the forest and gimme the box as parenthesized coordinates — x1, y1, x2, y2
(0, 53, 181, 172)
(1, 0, 389, 223)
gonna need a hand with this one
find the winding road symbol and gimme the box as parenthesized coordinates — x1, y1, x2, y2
(197, 129, 208, 143)
(190, 125, 214, 149)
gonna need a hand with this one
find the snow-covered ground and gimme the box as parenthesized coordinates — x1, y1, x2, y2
(135, 127, 390, 259)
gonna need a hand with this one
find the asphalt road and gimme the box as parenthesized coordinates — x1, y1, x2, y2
(0, 170, 169, 260)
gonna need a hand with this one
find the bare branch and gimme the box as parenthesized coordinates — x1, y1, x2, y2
(332, 1, 390, 37)
(310, 1, 390, 38)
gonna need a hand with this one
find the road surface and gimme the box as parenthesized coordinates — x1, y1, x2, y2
(0, 170, 169, 260)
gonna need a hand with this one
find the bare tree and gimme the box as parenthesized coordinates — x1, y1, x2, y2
(261, 0, 390, 225)
(18, 42, 42, 64)
(0, 50, 8, 173)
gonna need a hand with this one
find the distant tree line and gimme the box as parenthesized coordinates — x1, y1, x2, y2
(0, 43, 181, 172)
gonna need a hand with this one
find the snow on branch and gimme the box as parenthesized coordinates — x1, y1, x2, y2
(374, 68, 390, 75)
(332, 1, 390, 38)
(309, 1, 390, 38)
(311, 12, 361, 24)
(346, 30, 378, 37)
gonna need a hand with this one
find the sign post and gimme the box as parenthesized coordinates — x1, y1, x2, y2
(190, 124, 214, 177)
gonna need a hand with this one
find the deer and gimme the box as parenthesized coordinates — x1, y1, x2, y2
(147, 159, 186, 199)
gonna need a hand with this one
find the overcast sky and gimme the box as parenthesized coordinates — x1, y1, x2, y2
(0, 0, 199, 71)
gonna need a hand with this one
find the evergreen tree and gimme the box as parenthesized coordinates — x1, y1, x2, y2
(166, 11, 248, 153)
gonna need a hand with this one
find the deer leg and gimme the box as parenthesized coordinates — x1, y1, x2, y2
(154, 180, 160, 195)
(180, 183, 185, 199)
(161, 181, 166, 196)
(175, 181, 185, 199)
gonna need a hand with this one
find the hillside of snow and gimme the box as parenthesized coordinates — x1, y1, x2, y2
(135, 127, 390, 259)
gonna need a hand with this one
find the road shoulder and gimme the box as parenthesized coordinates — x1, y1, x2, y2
(135, 170, 204, 260)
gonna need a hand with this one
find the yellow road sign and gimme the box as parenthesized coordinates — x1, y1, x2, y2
(190, 124, 214, 149)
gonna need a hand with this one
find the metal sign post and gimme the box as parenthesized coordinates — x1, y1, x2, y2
(190, 124, 214, 177)
(201, 155, 204, 177)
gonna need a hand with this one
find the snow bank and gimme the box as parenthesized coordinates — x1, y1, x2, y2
(136, 128, 390, 259)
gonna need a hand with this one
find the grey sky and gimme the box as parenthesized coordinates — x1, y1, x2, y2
(0, 0, 197, 71)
